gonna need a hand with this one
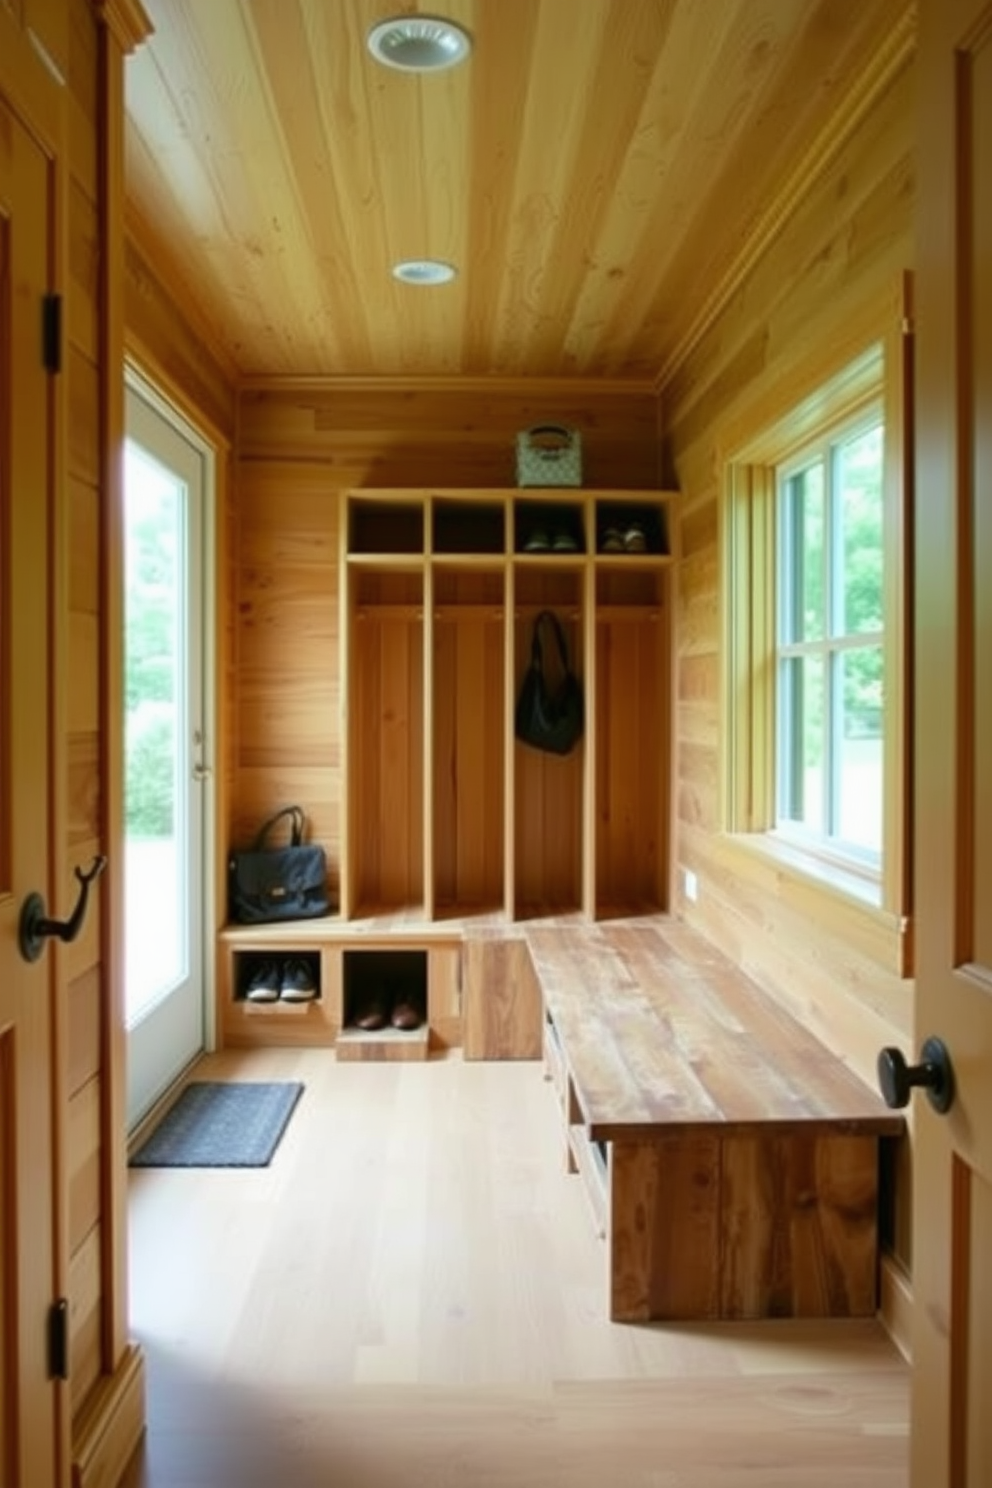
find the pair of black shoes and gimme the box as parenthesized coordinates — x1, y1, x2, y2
(244, 958, 317, 1003)
(352, 986, 423, 1032)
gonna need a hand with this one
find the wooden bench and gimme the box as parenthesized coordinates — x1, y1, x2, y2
(524, 918, 904, 1324)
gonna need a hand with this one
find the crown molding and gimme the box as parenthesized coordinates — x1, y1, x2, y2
(93, 0, 153, 53)
(237, 373, 658, 398)
(654, 3, 917, 395)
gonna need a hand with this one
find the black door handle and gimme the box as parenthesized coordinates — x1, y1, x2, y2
(18, 855, 107, 963)
(877, 1036, 955, 1114)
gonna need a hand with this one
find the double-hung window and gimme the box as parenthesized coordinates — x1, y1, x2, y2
(722, 312, 911, 972)
(775, 415, 885, 866)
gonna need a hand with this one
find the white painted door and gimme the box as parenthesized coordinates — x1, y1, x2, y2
(912, 0, 992, 1481)
(124, 377, 211, 1127)
(0, 95, 60, 1488)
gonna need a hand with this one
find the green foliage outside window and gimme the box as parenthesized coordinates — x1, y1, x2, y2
(125, 464, 178, 838)
(777, 417, 884, 855)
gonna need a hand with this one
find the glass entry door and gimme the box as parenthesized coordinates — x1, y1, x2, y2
(124, 377, 211, 1127)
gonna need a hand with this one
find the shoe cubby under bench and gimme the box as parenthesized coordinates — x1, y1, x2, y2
(218, 918, 463, 1056)
(524, 918, 906, 1324)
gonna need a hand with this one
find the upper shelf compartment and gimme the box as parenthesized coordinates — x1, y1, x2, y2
(593, 498, 670, 558)
(432, 498, 505, 556)
(513, 496, 586, 557)
(348, 496, 424, 555)
(345, 490, 677, 563)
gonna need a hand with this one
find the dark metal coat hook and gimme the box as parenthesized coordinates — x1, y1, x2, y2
(18, 855, 108, 963)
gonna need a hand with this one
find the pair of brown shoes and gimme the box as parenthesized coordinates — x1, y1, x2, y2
(352, 988, 423, 1032)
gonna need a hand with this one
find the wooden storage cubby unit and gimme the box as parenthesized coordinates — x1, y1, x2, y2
(338, 948, 429, 1060)
(219, 923, 462, 1055)
(221, 927, 342, 1047)
(338, 487, 677, 926)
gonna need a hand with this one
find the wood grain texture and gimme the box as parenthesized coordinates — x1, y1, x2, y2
(432, 601, 504, 912)
(350, 605, 425, 913)
(335, 1027, 430, 1063)
(68, 967, 102, 1096)
(611, 1136, 722, 1320)
(719, 1132, 879, 1319)
(230, 416, 661, 906)
(513, 589, 585, 916)
(527, 921, 896, 1322)
(238, 383, 661, 489)
(71, 1346, 146, 1488)
(69, 1222, 103, 1407)
(121, 1049, 909, 1488)
(609, 1131, 881, 1322)
(68, 1077, 102, 1253)
(462, 934, 542, 1061)
(223, 998, 337, 1052)
(123, 0, 913, 381)
(526, 919, 903, 1141)
(426, 944, 462, 1052)
(42, 0, 129, 1453)
(661, 54, 916, 1268)
(124, 226, 237, 440)
(594, 586, 670, 913)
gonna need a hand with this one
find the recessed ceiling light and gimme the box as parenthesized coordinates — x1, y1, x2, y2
(367, 16, 472, 73)
(392, 259, 457, 286)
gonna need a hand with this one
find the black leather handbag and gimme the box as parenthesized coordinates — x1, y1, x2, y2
(228, 806, 330, 923)
(514, 610, 584, 756)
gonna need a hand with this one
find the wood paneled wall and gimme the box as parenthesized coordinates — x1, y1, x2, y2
(663, 62, 916, 1267)
(231, 384, 661, 877)
(63, 5, 235, 1477)
(124, 226, 238, 442)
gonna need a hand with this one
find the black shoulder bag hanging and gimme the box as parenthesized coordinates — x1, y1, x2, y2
(514, 610, 584, 756)
(228, 805, 330, 923)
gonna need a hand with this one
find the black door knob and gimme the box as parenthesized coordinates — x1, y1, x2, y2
(877, 1036, 955, 1114)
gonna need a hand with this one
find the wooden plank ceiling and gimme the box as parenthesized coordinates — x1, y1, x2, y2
(124, 0, 914, 383)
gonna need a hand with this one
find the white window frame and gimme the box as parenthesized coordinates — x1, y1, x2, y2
(773, 407, 885, 872)
(720, 300, 912, 976)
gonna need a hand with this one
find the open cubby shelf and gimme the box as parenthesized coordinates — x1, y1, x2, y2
(342, 948, 427, 1029)
(340, 489, 677, 925)
(219, 931, 463, 1056)
(233, 949, 322, 1002)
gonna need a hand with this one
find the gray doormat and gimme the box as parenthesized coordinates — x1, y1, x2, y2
(130, 1081, 304, 1168)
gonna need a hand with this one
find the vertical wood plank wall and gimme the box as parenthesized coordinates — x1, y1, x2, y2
(662, 62, 916, 1266)
(231, 387, 661, 890)
(123, 227, 239, 441)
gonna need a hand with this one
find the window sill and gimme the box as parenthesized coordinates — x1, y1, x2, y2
(719, 832, 912, 977)
(764, 830, 882, 907)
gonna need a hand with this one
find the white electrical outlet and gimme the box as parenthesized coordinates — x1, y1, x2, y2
(683, 869, 698, 903)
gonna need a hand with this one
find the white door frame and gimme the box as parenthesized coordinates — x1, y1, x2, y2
(123, 366, 217, 1126)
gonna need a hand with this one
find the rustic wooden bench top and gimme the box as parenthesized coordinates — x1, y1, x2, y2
(525, 919, 903, 1141)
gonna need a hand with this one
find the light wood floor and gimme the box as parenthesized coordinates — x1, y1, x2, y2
(122, 1047, 910, 1487)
